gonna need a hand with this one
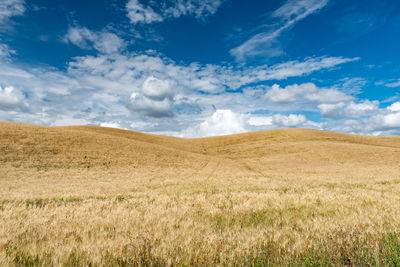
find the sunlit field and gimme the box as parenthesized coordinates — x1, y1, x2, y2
(1, 121, 400, 266)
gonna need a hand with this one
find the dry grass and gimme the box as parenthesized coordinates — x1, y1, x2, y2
(1, 121, 400, 266)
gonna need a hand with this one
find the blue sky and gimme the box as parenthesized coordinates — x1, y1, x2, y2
(1, 0, 400, 137)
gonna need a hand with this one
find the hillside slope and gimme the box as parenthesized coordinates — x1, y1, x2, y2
(1, 121, 399, 174)
(0, 122, 400, 171)
(2, 121, 400, 266)
(1, 120, 400, 198)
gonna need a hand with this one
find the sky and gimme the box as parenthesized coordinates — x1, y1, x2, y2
(0, 0, 400, 137)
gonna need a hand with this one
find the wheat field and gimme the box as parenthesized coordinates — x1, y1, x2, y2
(1, 121, 400, 266)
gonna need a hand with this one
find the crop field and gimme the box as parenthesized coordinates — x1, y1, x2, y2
(1, 121, 400, 266)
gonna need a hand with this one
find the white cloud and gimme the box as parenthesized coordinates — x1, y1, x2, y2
(304, 88, 352, 103)
(0, 49, 361, 135)
(126, 76, 176, 118)
(248, 114, 307, 128)
(264, 57, 359, 80)
(130, 121, 158, 130)
(93, 32, 126, 54)
(126, 0, 163, 24)
(248, 116, 273, 126)
(126, 0, 224, 24)
(320, 100, 400, 136)
(265, 84, 298, 103)
(64, 27, 90, 48)
(338, 77, 367, 95)
(318, 100, 379, 119)
(64, 27, 126, 54)
(128, 94, 174, 118)
(182, 109, 247, 137)
(386, 79, 400, 88)
(182, 56, 358, 92)
(345, 100, 379, 117)
(176, 111, 316, 137)
(0, 43, 15, 58)
(272, 114, 307, 127)
(272, 0, 328, 21)
(265, 83, 352, 104)
(164, 0, 224, 20)
(0, 86, 28, 111)
(383, 112, 400, 128)
(141, 76, 175, 100)
(51, 116, 90, 127)
(2, 1, 397, 138)
(230, 0, 329, 61)
(388, 102, 400, 112)
(66, 52, 355, 97)
(0, 0, 25, 25)
(0, 35, 390, 137)
(318, 103, 345, 118)
(100, 122, 122, 128)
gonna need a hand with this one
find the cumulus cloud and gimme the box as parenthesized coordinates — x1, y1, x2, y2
(383, 112, 400, 128)
(179, 111, 315, 137)
(0, 0, 25, 25)
(141, 76, 175, 100)
(63, 27, 126, 54)
(230, 0, 329, 61)
(265, 84, 302, 103)
(248, 114, 307, 127)
(0, 31, 390, 137)
(126, 0, 224, 24)
(265, 83, 352, 104)
(345, 100, 379, 117)
(272, 114, 307, 127)
(349, 114, 400, 136)
(320, 99, 400, 136)
(318, 100, 379, 119)
(318, 103, 345, 118)
(248, 116, 273, 126)
(388, 102, 400, 112)
(126, 0, 163, 24)
(0, 47, 362, 135)
(128, 92, 174, 117)
(182, 109, 246, 137)
(67, 52, 355, 97)
(127, 76, 176, 118)
(0, 86, 28, 111)
(3, 0, 398, 138)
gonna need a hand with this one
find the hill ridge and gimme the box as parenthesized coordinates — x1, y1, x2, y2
(1, 121, 400, 171)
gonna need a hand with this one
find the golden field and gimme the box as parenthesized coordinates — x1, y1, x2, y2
(1, 121, 400, 266)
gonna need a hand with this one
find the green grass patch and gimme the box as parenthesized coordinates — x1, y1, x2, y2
(2, 233, 400, 266)
(208, 204, 335, 232)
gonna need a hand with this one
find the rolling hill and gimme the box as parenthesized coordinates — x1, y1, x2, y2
(1, 120, 400, 181)
(1, 121, 400, 266)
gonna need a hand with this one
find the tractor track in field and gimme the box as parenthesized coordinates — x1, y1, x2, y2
(237, 160, 267, 178)
(205, 159, 221, 180)
(183, 157, 223, 181)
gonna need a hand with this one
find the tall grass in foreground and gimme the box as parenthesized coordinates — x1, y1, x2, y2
(1, 175, 400, 266)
